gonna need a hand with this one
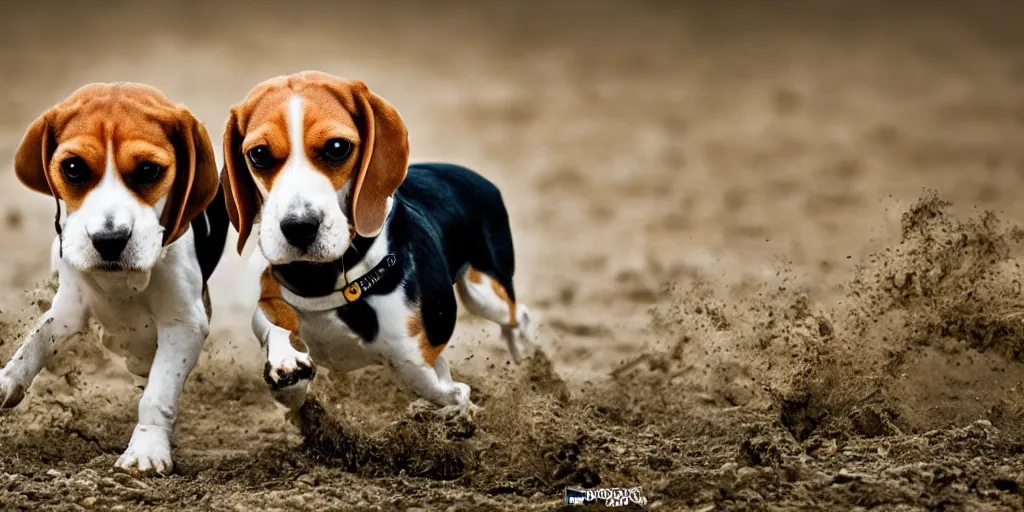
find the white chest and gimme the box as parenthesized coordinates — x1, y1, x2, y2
(298, 310, 377, 373)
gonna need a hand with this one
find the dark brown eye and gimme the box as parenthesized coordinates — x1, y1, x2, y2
(247, 145, 275, 170)
(321, 139, 352, 162)
(132, 161, 164, 185)
(60, 157, 91, 184)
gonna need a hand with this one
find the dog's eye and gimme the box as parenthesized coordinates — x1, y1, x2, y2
(247, 145, 276, 170)
(60, 157, 91, 184)
(321, 139, 352, 163)
(132, 161, 164, 185)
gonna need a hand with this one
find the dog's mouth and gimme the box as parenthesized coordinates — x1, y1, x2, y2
(260, 239, 343, 265)
(92, 262, 141, 273)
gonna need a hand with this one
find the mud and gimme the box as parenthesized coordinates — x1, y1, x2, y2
(3, 0, 1024, 510)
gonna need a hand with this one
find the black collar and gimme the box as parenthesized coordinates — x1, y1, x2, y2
(270, 206, 402, 307)
(336, 253, 397, 302)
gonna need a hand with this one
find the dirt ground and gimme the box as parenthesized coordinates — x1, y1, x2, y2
(2, 0, 1024, 510)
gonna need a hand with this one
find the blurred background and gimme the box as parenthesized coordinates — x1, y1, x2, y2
(1, 0, 1023, 389)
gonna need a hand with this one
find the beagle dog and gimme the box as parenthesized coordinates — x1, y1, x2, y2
(0, 83, 228, 474)
(221, 71, 536, 414)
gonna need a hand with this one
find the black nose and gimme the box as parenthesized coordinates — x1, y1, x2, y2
(280, 215, 322, 249)
(90, 229, 131, 261)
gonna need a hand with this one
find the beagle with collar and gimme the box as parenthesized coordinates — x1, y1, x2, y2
(221, 71, 536, 413)
(0, 83, 228, 474)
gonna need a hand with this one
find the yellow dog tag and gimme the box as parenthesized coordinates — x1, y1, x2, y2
(343, 283, 362, 302)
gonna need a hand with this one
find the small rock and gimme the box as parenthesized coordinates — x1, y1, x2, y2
(45, 469, 62, 479)
(739, 436, 782, 466)
(72, 479, 98, 491)
(296, 473, 317, 487)
(80, 496, 98, 508)
(112, 472, 148, 489)
(833, 469, 869, 484)
(735, 467, 760, 485)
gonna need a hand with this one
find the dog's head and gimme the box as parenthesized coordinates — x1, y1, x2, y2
(221, 71, 409, 264)
(14, 82, 219, 273)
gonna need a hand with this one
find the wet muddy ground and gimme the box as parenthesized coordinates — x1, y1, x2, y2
(2, 1, 1024, 510)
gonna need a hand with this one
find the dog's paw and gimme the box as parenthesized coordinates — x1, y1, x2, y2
(437, 383, 478, 418)
(264, 349, 317, 390)
(116, 425, 173, 476)
(0, 373, 26, 409)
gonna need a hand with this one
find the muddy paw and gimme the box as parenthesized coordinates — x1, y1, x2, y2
(437, 383, 479, 418)
(264, 353, 317, 390)
(0, 373, 26, 409)
(116, 425, 173, 476)
(440, 401, 482, 420)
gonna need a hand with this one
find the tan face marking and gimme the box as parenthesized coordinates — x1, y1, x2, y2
(41, 85, 181, 211)
(15, 82, 220, 270)
(236, 84, 362, 195)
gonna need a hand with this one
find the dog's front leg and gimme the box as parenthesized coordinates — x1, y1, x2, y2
(253, 268, 315, 410)
(0, 268, 88, 408)
(115, 308, 207, 475)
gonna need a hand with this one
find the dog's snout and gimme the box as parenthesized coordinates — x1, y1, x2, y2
(280, 215, 322, 249)
(90, 228, 132, 261)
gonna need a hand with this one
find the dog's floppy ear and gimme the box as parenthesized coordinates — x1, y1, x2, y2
(221, 108, 259, 254)
(162, 108, 220, 246)
(14, 111, 57, 196)
(350, 82, 409, 238)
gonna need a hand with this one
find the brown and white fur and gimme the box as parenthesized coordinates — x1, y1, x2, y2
(221, 71, 535, 415)
(0, 83, 228, 475)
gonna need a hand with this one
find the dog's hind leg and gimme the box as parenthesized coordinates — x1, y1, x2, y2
(455, 268, 536, 364)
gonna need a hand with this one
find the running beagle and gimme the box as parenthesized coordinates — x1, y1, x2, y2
(0, 83, 228, 474)
(221, 71, 536, 414)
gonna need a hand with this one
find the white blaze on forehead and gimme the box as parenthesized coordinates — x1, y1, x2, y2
(287, 94, 305, 163)
(84, 138, 134, 231)
(275, 93, 326, 201)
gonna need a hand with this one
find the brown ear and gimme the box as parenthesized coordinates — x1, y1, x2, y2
(351, 83, 409, 237)
(221, 108, 259, 254)
(14, 112, 57, 196)
(162, 108, 220, 245)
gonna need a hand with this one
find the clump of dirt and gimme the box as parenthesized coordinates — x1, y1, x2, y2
(297, 394, 474, 480)
(295, 351, 606, 494)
